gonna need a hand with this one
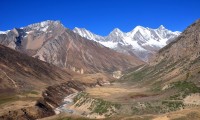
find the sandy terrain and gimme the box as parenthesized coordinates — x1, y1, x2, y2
(184, 93, 200, 105)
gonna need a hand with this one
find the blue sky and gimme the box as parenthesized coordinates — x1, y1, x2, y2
(1, 0, 200, 36)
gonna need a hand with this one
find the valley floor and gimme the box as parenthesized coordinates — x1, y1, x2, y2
(39, 81, 200, 120)
(1, 70, 200, 120)
(85, 82, 148, 103)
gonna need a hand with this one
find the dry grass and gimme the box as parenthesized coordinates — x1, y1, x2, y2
(85, 83, 148, 103)
(0, 98, 37, 115)
(72, 73, 114, 84)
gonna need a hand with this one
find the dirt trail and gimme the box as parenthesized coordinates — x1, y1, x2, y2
(0, 69, 17, 88)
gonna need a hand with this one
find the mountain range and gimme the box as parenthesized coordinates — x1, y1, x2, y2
(73, 25, 180, 61)
(0, 21, 143, 74)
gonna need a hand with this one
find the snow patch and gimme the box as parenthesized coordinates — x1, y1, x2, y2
(0, 30, 10, 34)
(73, 25, 181, 61)
(99, 41, 118, 48)
(0, 31, 6, 34)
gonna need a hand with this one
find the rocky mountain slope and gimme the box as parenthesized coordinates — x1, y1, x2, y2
(0, 44, 76, 119)
(153, 19, 200, 65)
(0, 44, 138, 120)
(0, 44, 117, 120)
(73, 25, 180, 61)
(121, 19, 200, 87)
(0, 44, 73, 93)
(108, 20, 200, 120)
(0, 20, 143, 74)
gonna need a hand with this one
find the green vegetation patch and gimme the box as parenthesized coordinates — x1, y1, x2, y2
(171, 81, 200, 98)
(21, 90, 40, 95)
(90, 98, 121, 115)
(28, 91, 39, 95)
(121, 66, 153, 82)
(73, 92, 121, 116)
(73, 92, 88, 103)
(169, 94, 182, 100)
(0, 95, 18, 105)
(130, 102, 165, 115)
(74, 92, 90, 107)
(162, 101, 184, 111)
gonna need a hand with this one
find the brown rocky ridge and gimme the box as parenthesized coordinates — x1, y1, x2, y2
(0, 21, 144, 74)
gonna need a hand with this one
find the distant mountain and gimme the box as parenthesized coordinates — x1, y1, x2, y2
(73, 25, 181, 61)
(0, 20, 143, 74)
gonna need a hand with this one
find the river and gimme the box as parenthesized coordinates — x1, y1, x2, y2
(54, 92, 78, 114)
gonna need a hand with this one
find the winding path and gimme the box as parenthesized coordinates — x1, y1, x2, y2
(0, 69, 17, 88)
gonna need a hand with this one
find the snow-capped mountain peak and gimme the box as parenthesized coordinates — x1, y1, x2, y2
(127, 26, 150, 38)
(73, 25, 181, 61)
(108, 28, 124, 39)
(26, 20, 62, 28)
(21, 20, 64, 33)
(73, 27, 105, 42)
(0, 30, 11, 35)
(133, 25, 146, 31)
(158, 25, 165, 30)
(110, 28, 123, 34)
(0, 31, 7, 34)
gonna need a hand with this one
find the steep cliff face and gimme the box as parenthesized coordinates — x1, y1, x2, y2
(0, 20, 143, 74)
